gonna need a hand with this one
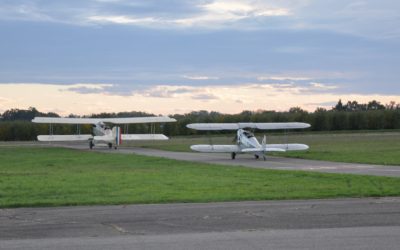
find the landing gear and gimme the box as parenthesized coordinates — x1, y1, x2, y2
(231, 152, 236, 160)
(254, 154, 259, 159)
(108, 143, 112, 149)
(89, 140, 94, 150)
(263, 155, 266, 161)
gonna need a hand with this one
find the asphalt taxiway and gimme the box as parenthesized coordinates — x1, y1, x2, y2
(64, 143, 400, 177)
(130, 147, 400, 177)
(1, 198, 400, 250)
(5, 141, 400, 177)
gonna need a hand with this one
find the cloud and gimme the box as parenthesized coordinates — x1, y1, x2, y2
(1, 1, 399, 38)
(0, 2, 54, 22)
(182, 75, 220, 80)
(200, 1, 291, 17)
(309, 82, 338, 90)
(138, 85, 220, 102)
(85, 0, 292, 28)
(142, 86, 195, 98)
(257, 76, 311, 81)
(0, 82, 398, 115)
(191, 93, 219, 100)
(87, 15, 159, 25)
(63, 83, 115, 94)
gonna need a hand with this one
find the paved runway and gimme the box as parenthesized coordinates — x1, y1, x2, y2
(1, 198, 400, 249)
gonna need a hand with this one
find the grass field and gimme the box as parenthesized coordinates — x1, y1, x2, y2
(131, 131, 400, 165)
(1, 146, 400, 208)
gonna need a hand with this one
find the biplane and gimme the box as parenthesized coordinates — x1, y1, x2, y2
(32, 116, 176, 149)
(186, 122, 310, 160)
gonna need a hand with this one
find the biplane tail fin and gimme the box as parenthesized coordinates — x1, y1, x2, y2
(112, 126, 122, 146)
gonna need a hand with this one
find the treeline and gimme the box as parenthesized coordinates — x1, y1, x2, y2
(1, 100, 400, 140)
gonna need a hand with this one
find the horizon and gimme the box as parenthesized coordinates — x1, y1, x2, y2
(1, 98, 395, 118)
(1, 1, 399, 115)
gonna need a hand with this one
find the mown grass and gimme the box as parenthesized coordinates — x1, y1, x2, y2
(131, 131, 400, 165)
(1, 146, 400, 208)
(277, 132, 400, 165)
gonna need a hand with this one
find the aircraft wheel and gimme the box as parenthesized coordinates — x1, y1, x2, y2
(231, 152, 236, 160)
(114, 146, 117, 150)
(255, 154, 259, 159)
(89, 141, 94, 149)
(108, 143, 112, 149)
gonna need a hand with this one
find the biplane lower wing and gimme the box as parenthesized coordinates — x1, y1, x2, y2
(190, 145, 241, 153)
(241, 147, 286, 153)
(122, 134, 169, 140)
(37, 135, 93, 141)
(191, 143, 309, 153)
(266, 143, 309, 151)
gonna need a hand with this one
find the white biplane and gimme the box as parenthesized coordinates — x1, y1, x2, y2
(187, 122, 310, 160)
(32, 116, 176, 149)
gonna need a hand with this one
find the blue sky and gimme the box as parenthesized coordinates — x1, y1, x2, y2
(0, 0, 399, 115)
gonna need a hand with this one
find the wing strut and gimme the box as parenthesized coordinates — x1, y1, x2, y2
(49, 124, 53, 135)
(76, 124, 81, 135)
(124, 124, 129, 134)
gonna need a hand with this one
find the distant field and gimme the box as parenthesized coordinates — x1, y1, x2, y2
(1, 146, 400, 208)
(131, 131, 400, 165)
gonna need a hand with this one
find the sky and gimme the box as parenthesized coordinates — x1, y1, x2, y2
(0, 0, 399, 115)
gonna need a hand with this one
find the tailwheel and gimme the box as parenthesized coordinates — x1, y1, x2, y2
(108, 143, 112, 149)
(231, 152, 236, 160)
(89, 140, 94, 149)
(254, 154, 259, 159)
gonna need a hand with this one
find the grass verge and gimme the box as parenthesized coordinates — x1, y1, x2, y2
(1, 146, 400, 208)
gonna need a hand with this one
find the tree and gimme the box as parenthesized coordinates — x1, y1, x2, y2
(334, 99, 344, 111)
(367, 100, 385, 110)
(312, 108, 329, 131)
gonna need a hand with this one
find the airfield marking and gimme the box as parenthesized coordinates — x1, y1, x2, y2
(108, 224, 129, 234)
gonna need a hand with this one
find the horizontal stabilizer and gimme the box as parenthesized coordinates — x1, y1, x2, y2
(190, 145, 240, 153)
(122, 134, 169, 140)
(37, 134, 93, 141)
(32, 116, 176, 124)
(187, 122, 310, 131)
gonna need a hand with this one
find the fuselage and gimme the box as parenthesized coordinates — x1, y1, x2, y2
(90, 122, 120, 149)
(237, 129, 261, 149)
(92, 122, 112, 136)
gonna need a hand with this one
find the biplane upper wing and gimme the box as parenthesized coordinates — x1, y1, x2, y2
(187, 122, 310, 130)
(32, 116, 176, 124)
